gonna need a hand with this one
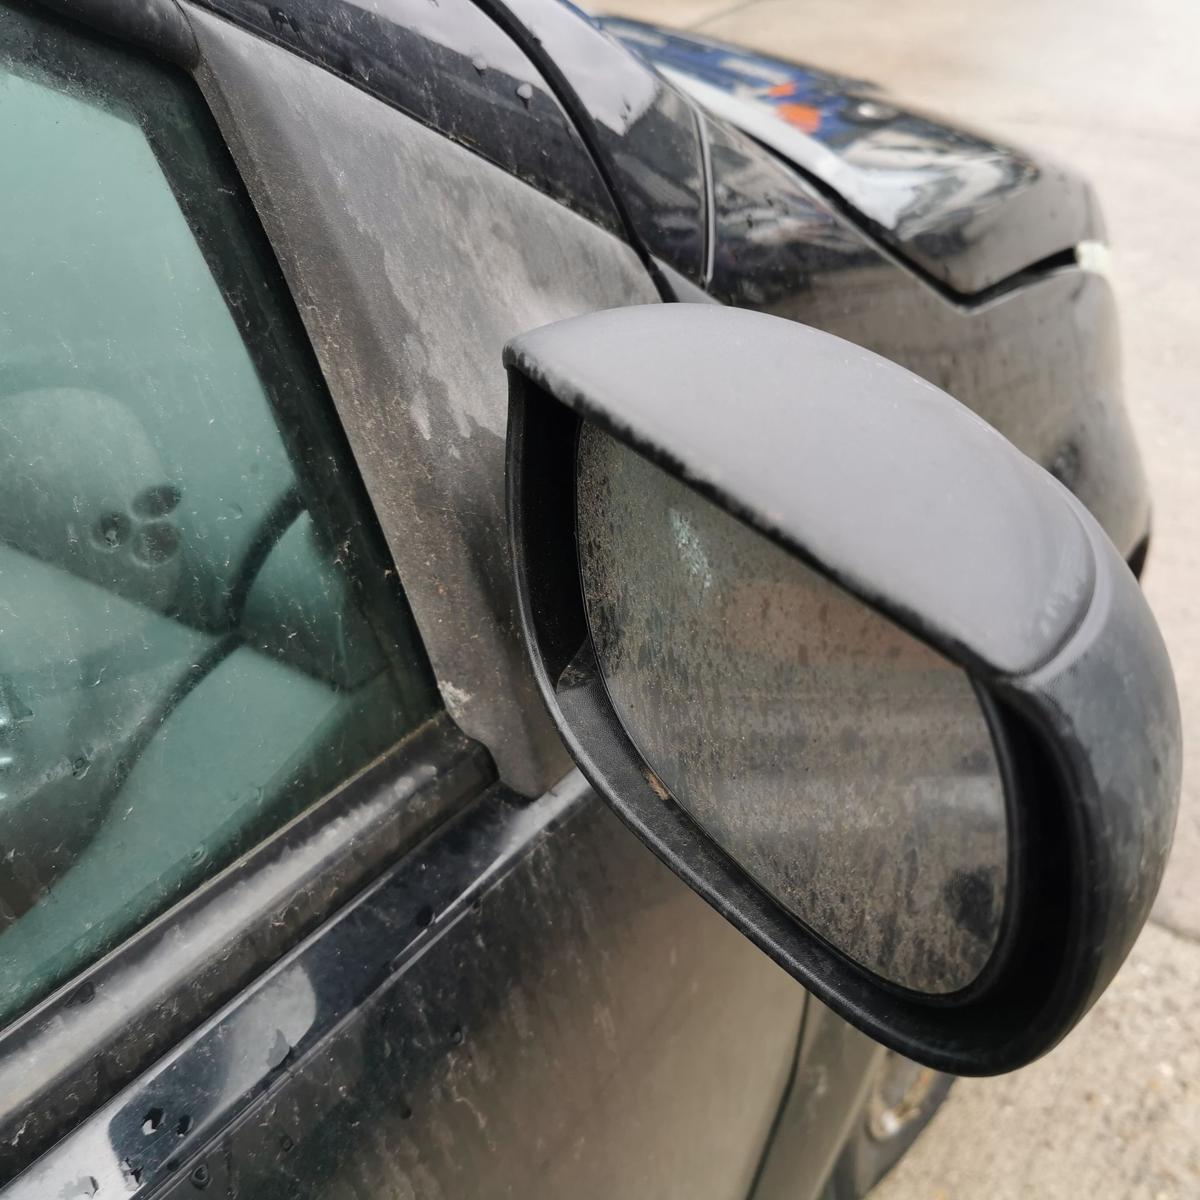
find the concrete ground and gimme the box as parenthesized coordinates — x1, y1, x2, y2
(595, 1, 1200, 1195)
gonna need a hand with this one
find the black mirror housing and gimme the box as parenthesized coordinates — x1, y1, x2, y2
(504, 304, 1179, 1075)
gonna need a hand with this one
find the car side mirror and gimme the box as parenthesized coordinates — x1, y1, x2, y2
(504, 305, 1179, 1075)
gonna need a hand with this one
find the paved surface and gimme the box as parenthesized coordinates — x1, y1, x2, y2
(595, 1, 1200, 1194)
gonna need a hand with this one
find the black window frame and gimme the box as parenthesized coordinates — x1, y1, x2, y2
(0, 2, 495, 1178)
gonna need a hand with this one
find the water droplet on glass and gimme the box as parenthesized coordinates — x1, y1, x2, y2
(133, 521, 180, 565)
(133, 483, 182, 518)
(94, 511, 130, 550)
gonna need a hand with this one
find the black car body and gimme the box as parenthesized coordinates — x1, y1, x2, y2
(0, 1, 1156, 1198)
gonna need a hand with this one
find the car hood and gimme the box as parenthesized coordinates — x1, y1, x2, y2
(596, 16, 1104, 297)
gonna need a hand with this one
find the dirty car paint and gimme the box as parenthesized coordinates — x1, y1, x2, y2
(597, 16, 1103, 296)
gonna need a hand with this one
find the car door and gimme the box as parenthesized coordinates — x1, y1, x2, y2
(0, 2, 812, 1197)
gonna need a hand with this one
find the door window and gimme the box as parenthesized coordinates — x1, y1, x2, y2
(0, 3, 437, 1024)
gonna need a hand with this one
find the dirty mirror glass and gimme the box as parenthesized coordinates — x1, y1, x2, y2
(576, 424, 1009, 995)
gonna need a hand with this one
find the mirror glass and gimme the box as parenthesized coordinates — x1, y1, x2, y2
(576, 423, 1009, 995)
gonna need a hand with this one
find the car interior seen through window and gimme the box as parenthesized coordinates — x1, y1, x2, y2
(0, 5, 438, 1026)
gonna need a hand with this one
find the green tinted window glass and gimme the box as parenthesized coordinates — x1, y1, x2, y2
(0, 6, 438, 1023)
